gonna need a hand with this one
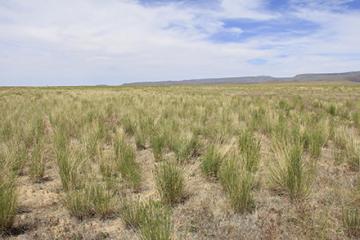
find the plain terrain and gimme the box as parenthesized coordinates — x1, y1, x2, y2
(1, 82, 360, 239)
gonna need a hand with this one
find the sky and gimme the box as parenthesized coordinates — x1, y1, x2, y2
(0, 0, 360, 86)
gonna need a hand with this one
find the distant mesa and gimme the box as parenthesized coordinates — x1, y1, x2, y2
(123, 71, 360, 86)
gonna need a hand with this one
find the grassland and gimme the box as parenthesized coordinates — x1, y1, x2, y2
(0, 82, 360, 239)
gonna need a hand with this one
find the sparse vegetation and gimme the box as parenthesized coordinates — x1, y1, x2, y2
(1, 83, 360, 238)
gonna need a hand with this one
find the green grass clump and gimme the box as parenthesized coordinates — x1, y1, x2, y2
(121, 199, 171, 240)
(303, 125, 327, 159)
(0, 173, 17, 232)
(201, 145, 222, 179)
(345, 138, 360, 171)
(114, 138, 141, 189)
(155, 161, 184, 205)
(219, 157, 255, 213)
(270, 142, 313, 202)
(30, 140, 45, 182)
(65, 188, 93, 220)
(343, 208, 360, 238)
(65, 183, 116, 220)
(150, 133, 166, 162)
(54, 131, 83, 191)
(135, 127, 147, 150)
(238, 130, 261, 172)
(173, 135, 200, 163)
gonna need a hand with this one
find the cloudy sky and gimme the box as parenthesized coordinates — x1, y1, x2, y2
(0, 0, 360, 86)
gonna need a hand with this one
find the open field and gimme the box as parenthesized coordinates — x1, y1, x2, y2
(1, 82, 360, 239)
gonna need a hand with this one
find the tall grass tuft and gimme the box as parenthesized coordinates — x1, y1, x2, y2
(120, 199, 171, 240)
(54, 131, 83, 191)
(0, 165, 17, 232)
(303, 125, 326, 159)
(343, 207, 360, 238)
(114, 138, 141, 189)
(65, 183, 116, 220)
(345, 137, 360, 171)
(270, 141, 313, 201)
(238, 130, 261, 172)
(150, 133, 166, 162)
(201, 145, 222, 179)
(173, 135, 200, 164)
(219, 157, 255, 213)
(155, 161, 184, 205)
(30, 140, 45, 182)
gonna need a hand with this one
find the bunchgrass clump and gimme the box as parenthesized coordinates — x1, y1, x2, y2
(201, 145, 222, 179)
(65, 188, 93, 220)
(54, 131, 83, 191)
(219, 157, 255, 213)
(150, 133, 166, 162)
(345, 137, 360, 171)
(270, 141, 313, 202)
(173, 135, 200, 164)
(65, 183, 116, 220)
(30, 140, 45, 182)
(238, 130, 261, 172)
(120, 199, 171, 240)
(343, 207, 360, 238)
(0, 173, 17, 232)
(303, 125, 326, 159)
(114, 138, 141, 189)
(155, 161, 184, 205)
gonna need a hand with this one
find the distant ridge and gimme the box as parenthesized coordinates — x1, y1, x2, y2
(123, 71, 360, 86)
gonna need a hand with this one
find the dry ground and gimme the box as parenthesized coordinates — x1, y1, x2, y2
(1, 82, 360, 239)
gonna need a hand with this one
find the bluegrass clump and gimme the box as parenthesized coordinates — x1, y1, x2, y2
(201, 145, 222, 179)
(219, 157, 255, 213)
(120, 199, 172, 240)
(155, 161, 184, 205)
(270, 141, 313, 202)
(114, 138, 141, 189)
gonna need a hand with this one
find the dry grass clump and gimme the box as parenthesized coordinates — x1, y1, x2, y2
(155, 161, 184, 205)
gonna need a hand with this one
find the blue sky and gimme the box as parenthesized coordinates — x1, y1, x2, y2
(0, 0, 360, 86)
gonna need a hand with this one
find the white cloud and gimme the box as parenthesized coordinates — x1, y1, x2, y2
(0, 0, 359, 85)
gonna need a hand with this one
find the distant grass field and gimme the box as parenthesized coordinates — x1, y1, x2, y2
(1, 82, 360, 239)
